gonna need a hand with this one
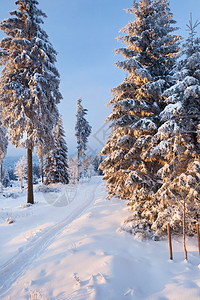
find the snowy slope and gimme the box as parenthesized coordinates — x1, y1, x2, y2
(0, 177, 200, 299)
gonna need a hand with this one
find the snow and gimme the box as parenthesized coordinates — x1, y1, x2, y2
(157, 163, 170, 178)
(0, 177, 200, 299)
(132, 118, 157, 132)
(160, 102, 182, 121)
(116, 59, 151, 80)
(151, 140, 170, 156)
(185, 84, 200, 98)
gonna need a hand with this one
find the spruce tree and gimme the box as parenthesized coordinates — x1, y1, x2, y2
(75, 98, 92, 181)
(44, 116, 69, 185)
(0, 0, 61, 203)
(3, 169, 10, 188)
(147, 17, 200, 235)
(100, 0, 180, 204)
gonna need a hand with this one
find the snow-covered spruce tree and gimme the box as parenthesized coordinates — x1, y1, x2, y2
(44, 115, 69, 185)
(75, 98, 92, 181)
(3, 169, 10, 188)
(100, 0, 180, 203)
(0, 0, 61, 203)
(14, 156, 27, 189)
(146, 18, 200, 236)
(0, 117, 8, 188)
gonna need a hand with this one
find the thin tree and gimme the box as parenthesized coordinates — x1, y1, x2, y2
(37, 145, 45, 183)
(68, 156, 79, 183)
(0, 0, 61, 203)
(82, 155, 93, 178)
(75, 98, 92, 181)
(14, 156, 27, 189)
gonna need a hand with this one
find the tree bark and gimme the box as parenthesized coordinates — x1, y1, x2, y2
(27, 148, 34, 204)
(196, 223, 200, 256)
(167, 223, 173, 260)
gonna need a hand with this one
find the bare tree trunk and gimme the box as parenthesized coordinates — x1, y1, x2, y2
(73, 170, 75, 184)
(27, 148, 34, 204)
(183, 200, 187, 260)
(196, 223, 200, 256)
(167, 223, 173, 260)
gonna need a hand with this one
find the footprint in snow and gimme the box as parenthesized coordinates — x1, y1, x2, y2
(39, 269, 46, 277)
(87, 273, 107, 290)
(87, 275, 95, 289)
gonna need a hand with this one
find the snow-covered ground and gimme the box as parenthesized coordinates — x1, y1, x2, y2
(0, 176, 200, 300)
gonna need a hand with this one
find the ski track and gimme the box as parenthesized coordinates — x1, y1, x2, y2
(0, 181, 99, 297)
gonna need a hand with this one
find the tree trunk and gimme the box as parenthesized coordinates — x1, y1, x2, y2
(197, 223, 200, 256)
(167, 223, 173, 260)
(27, 148, 34, 204)
(73, 166, 76, 184)
(183, 200, 187, 260)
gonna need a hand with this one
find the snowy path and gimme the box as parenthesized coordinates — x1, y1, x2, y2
(0, 177, 200, 299)
(0, 178, 99, 298)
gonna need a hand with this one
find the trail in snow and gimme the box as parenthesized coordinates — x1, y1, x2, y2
(1, 177, 200, 300)
(0, 178, 99, 297)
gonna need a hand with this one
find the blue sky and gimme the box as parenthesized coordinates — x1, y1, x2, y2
(0, 0, 200, 157)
